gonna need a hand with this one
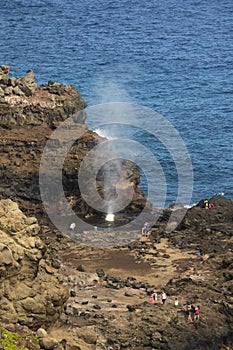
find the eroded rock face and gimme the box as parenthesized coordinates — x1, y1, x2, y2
(0, 65, 147, 226)
(0, 64, 87, 128)
(0, 199, 69, 329)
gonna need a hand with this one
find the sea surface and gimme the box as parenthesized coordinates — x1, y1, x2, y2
(1, 0, 232, 207)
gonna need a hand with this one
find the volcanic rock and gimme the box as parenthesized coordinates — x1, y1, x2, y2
(0, 199, 69, 329)
(0, 65, 147, 230)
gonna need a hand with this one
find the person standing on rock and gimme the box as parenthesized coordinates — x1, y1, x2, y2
(149, 295, 155, 304)
(69, 222, 76, 231)
(152, 292, 158, 302)
(141, 222, 150, 236)
(161, 290, 167, 305)
(204, 199, 209, 209)
(194, 305, 200, 321)
(187, 304, 193, 322)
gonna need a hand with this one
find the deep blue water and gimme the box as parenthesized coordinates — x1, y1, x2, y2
(1, 0, 232, 206)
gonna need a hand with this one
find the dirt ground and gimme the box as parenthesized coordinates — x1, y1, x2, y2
(62, 237, 197, 288)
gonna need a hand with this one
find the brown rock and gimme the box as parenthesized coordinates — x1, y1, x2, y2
(0, 199, 69, 328)
(0, 64, 10, 84)
(76, 328, 97, 345)
(39, 337, 59, 350)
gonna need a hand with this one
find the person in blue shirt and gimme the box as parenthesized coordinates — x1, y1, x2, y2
(141, 222, 151, 236)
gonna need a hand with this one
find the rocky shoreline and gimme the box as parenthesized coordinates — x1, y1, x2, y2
(0, 66, 232, 350)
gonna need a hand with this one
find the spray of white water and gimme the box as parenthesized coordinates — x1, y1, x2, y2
(105, 213, 115, 222)
(87, 82, 137, 223)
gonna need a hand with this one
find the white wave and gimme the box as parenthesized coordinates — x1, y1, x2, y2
(184, 203, 197, 209)
(93, 128, 116, 140)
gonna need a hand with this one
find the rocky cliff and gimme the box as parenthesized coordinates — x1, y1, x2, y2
(0, 199, 69, 329)
(0, 65, 233, 350)
(0, 65, 147, 227)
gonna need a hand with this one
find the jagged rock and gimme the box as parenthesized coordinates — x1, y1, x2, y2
(0, 64, 10, 84)
(0, 66, 147, 229)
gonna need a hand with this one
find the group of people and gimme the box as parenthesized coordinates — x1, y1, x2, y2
(187, 304, 200, 322)
(203, 199, 215, 209)
(149, 290, 167, 305)
(149, 292, 200, 322)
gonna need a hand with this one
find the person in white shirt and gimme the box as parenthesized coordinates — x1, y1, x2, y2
(69, 222, 76, 231)
(161, 290, 167, 305)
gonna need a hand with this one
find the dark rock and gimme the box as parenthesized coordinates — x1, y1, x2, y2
(162, 253, 170, 258)
(76, 264, 85, 272)
(72, 307, 79, 316)
(127, 305, 136, 312)
(223, 272, 233, 281)
(70, 290, 76, 297)
(96, 268, 105, 278)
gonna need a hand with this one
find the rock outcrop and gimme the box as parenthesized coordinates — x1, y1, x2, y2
(0, 199, 69, 329)
(0, 64, 86, 128)
(0, 65, 147, 228)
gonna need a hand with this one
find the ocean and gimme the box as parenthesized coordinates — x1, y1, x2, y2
(1, 0, 232, 207)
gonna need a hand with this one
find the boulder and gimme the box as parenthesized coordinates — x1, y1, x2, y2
(76, 327, 97, 345)
(36, 328, 48, 338)
(39, 337, 59, 350)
